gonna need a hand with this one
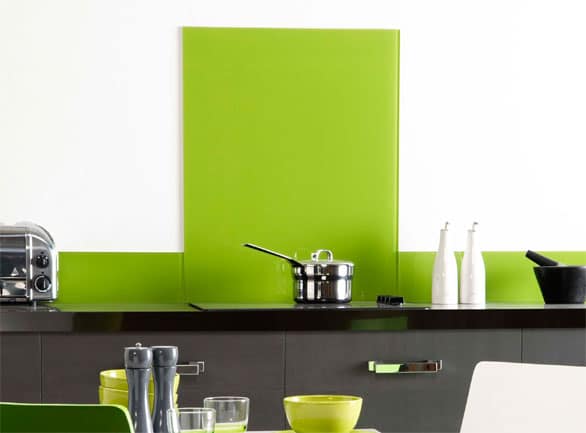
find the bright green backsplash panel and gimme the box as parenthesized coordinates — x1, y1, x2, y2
(182, 27, 400, 303)
(53, 250, 586, 304)
(398, 251, 586, 303)
(55, 253, 184, 304)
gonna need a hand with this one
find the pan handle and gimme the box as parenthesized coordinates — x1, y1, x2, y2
(243, 243, 304, 267)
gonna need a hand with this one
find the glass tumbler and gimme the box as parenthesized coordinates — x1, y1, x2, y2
(203, 396, 249, 432)
(167, 407, 215, 433)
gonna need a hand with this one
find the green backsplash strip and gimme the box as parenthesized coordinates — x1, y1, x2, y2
(182, 27, 400, 303)
(53, 251, 585, 304)
(398, 251, 586, 303)
(55, 253, 184, 304)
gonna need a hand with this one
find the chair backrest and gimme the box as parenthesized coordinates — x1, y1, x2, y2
(460, 361, 586, 433)
(0, 402, 134, 433)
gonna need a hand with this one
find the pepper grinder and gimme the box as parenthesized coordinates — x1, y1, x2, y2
(125, 343, 154, 433)
(151, 346, 178, 433)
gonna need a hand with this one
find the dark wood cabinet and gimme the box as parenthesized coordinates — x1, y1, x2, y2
(41, 332, 286, 430)
(285, 330, 521, 432)
(522, 328, 586, 366)
(0, 333, 41, 403)
(1, 327, 583, 432)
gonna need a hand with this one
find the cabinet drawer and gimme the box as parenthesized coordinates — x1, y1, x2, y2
(285, 330, 521, 433)
(0, 333, 41, 402)
(42, 332, 285, 430)
(522, 329, 586, 366)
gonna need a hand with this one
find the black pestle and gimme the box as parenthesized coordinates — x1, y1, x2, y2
(525, 250, 563, 267)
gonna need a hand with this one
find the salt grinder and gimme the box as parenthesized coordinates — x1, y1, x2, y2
(125, 343, 154, 433)
(151, 346, 179, 433)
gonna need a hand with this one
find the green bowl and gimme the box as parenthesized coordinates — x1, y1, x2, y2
(99, 369, 180, 394)
(283, 395, 362, 433)
(98, 386, 178, 411)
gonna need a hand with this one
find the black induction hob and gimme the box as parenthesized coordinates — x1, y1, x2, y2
(190, 301, 431, 311)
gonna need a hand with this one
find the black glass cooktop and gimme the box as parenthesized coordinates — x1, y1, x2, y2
(190, 302, 431, 311)
(190, 302, 586, 311)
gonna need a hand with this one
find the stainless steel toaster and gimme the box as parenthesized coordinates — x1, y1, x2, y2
(0, 222, 58, 303)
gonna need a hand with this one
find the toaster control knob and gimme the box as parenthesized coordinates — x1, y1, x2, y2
(33, 275, 52, 293)
(35, 254, 50, 268)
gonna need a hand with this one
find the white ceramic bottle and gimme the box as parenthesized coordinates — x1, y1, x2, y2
(432, 222, 458, 304)
(460, 222, 486, 305)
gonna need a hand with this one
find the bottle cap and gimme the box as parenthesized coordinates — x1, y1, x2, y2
(124, 343, 153, 369)
(151, 346, 179, 367)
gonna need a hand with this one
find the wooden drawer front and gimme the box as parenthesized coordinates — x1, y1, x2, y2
(0, 333, 41, 402)
(523, 329, 586, 366)
(285, 330, 521, 433)
(42, 332, 285, 430)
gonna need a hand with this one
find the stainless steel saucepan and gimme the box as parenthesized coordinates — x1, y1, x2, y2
(243, 243, 354, 303)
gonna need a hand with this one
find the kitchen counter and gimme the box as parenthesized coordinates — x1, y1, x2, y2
(1, 302, 584, 332)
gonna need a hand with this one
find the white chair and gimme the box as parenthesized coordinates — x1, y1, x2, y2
(460, 361, 586, 433)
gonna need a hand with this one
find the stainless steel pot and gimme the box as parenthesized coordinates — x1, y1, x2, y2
(243, 243, 354, 303)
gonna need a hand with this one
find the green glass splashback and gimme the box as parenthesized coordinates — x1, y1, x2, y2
(51, 250, 585, 304)
(398, 251, 586, 303)
(55, 252, 184, 304)
(182, 27, 400, 302)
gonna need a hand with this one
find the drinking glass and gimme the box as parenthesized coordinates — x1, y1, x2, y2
(167, 407, 215, 433)
(203, 396, 249, 432)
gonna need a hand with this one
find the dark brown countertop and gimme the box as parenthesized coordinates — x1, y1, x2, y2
(1, 302, 584, 332)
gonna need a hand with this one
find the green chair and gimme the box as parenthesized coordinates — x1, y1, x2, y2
(0, 402, 134, 433)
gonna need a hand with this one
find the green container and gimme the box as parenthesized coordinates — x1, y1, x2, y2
(283, 395, 363, 433)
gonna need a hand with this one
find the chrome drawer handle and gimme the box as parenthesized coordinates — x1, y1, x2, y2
(176, 361, 205, 376)
(368, 360, 442, 374)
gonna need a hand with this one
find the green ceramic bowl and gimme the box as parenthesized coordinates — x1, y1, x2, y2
(99, 369, 180, 394)
(283, 395, 363, 433)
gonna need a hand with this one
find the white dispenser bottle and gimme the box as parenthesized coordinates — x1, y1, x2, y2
(460, 222, 486, 305)
(432, 222, 458, 305)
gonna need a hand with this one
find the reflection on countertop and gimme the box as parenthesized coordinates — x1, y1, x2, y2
(2, 301, 585, 313)
(0, 303, 197, 312)
(54, 303, 197, 312)
(191, 302, 586, 311)
(1, 301, 584, 333)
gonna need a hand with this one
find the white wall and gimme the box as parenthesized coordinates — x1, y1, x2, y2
(1, 0, 584, 252)
(398, 0, 586, 251)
